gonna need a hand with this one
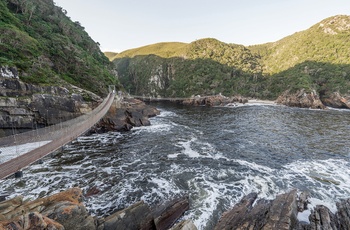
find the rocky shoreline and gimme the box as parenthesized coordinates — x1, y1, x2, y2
(135, 90, 350, 110)
(0, 187, 195, 230)
(1, 188, 350, 230)
(276, 89, 350, 110)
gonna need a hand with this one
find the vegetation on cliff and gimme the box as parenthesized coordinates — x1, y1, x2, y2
(0, 0, 120, 95)
(113, 38, 265, 98)
(109, 15, 350, 100)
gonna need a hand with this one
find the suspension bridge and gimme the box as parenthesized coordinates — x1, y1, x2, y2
(0, 91, 116, 180)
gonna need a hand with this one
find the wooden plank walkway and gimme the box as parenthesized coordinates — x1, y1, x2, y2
(0, 93, 116, 180)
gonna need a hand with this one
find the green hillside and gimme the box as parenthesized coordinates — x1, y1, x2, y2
(113, 38, 265, 98)
(104, 51, 119, 61)
(113, 42, 188, 59)
(251, 15, 350, 98)
(251, 15, 350, 74)
(0, 0, 119, 95)
(112, 15, 350, 100)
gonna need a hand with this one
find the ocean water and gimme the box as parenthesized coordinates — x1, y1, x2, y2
(1, 103, 350, 229)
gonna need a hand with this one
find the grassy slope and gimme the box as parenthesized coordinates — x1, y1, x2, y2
(112, 42, 188, 59)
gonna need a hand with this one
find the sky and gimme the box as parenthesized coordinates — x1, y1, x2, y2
(53, 0, 350, 53)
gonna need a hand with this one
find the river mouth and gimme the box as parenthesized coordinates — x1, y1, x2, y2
(1, 103, 350, 230)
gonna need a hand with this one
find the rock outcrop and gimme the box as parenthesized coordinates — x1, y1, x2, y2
(2, 188, 350, 229)
(0, 188, 94, 229)
(276, 89, 326, 109)
(214, 190, 350, 230)
(100, 201, 155, 230)
(0, 66, 19, 79)
(0, 188, 192, 230)
(92, 98, 160, 132)
(182, 95, 248, 107)
(152, 196, 190, 230)
(214, 191, 298, 230)
(136, 94, 249, 107)
(0, 77, 101, 137)
(321, 92, 350, 109)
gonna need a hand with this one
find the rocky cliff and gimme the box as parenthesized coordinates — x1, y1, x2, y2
(0, 69, 101, 137)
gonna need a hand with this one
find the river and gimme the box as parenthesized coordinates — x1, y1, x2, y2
(1, 102, 350, 229)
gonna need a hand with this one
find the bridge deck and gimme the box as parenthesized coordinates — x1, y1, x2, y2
(0, 93, 115, 180)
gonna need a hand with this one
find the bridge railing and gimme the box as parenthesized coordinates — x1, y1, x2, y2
(0, 93, 112, 147)
(0, 92, 115, 179)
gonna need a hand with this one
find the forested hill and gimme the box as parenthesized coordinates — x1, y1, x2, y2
(0, 0, 119, 95)
(108, 15, 350, 100)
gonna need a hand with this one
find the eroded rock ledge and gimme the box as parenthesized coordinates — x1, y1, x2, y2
(0, 188, 195, 230)
(214, 190, 350, 230)
(2, 188, 350, 229)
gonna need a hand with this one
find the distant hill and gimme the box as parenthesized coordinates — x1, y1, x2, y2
(109, 15, 350, 100)
(0, 0, 120, 95)
(104, 52, 119, 61)
(115, 42, 188, 59)
(110, 38, 264, 98)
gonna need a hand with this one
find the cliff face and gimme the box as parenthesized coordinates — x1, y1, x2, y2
(0, 70, 101, 137)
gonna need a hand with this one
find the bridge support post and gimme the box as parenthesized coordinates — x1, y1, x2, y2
(14, 171, 23, 178)
(108, 85, 116, 93)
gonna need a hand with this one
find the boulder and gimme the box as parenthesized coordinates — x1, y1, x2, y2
(263, 189, 298, 230)
(152, 196, 190, 230)
(101, 201, 156, 230)
(0, 188, 95, 230)
(276, 89, 326, 109)
(214, 190, 299, 230)
(182, 95, 249, 107)
(0, 212, 64, 230)
(309, 205, 338, 230)
(42, 201, 95, 230)
(321, 92, 350, 109)
(336, 198, 350, 230)
(92, 98, 160, 133)
(170, 220, 198, 230)
(214, 192, 262, 230)
(297, 191, 310, 212)
(0, 66, 19, 79)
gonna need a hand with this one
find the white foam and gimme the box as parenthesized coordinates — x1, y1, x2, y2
(234, 159, 274, 174)
(298, 209, 311, 223)
(170, 137, 224, 160)
(179, 138, 201, 158)
(133, 122, 173, 133)
(157, 110, 178, 118)
(0, 141, 51, 163)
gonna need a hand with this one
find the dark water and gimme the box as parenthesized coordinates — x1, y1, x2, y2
(1, 103, 350, 229)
